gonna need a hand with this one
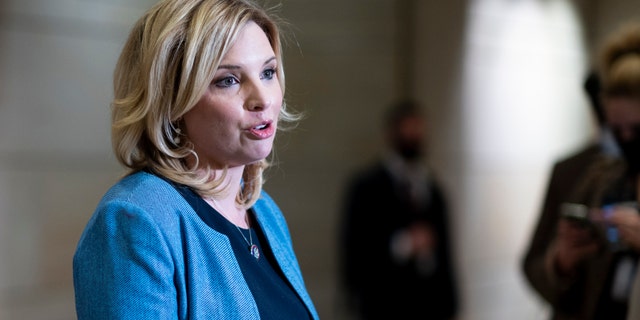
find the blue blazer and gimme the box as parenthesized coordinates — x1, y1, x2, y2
(73, 171, 319, 319)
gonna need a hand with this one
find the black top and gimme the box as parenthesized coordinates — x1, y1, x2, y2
(169, 181, 312, 320)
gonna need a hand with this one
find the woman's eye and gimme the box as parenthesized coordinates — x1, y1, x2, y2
(261, 68, 276, 80)
(214, 76, 238, 88)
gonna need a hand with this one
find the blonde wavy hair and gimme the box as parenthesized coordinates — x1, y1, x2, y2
(111, 0, 297, 208)
(599, 21, 640, 99)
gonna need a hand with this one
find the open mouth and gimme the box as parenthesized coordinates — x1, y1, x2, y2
(254, 123, 268, 130)
(248, 121, 275, 139)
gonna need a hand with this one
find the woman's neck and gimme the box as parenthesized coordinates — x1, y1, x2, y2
(203, 165, 249, 228)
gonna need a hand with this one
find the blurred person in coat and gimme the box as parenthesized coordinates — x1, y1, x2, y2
(339, 100, 459, 320)
(521, 22, 640, 320)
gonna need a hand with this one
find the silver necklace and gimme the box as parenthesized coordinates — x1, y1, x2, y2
(235, 225, 260, 260)
(206, 197, 260, 260)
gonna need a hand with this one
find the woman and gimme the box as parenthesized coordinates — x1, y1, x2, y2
(72, 0, 319, 319)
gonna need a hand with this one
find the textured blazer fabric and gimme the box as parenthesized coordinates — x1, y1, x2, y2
(73, 171, 319, 319)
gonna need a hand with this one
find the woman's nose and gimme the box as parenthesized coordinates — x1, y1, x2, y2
(245, 80, 272, 111)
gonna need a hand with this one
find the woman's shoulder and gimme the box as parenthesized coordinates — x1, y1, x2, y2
(95, 170, 191, 222)
(253, 190, 289, 227)
(253, 190, 280, 216)
(105, 171, 177, 200)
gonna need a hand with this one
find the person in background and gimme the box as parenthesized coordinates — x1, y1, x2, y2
(339, 100, 459, 320)
(72, 0, 319, 319)
(520, 70, 618, 320)
(521, 21, 640, 320)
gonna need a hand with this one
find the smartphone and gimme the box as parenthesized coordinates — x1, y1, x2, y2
(560, 203, 591, 227)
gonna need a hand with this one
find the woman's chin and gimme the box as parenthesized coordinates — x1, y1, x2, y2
(244, 150, 273, 165)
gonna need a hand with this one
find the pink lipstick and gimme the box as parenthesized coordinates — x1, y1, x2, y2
(248, 121, 275, 139)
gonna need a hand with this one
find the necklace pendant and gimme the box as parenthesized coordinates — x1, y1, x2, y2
(250, 244, 260, 260)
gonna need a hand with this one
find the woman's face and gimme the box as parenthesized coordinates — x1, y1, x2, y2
(183, 21, 282, 169)
(604, 96, 640, 142)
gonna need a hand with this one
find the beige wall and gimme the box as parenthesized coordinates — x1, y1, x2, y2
(1, 0, 640, 319)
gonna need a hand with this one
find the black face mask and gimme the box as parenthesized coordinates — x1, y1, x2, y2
(613, 124, 640, 175)
(392, 136, 423, 161)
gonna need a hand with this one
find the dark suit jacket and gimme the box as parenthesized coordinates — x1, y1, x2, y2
(339, 161, 458, 320)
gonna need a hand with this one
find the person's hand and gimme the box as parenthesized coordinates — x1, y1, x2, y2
(409, 222, 436, 256)
(390, 223, 435, 263)
(601, 205, 640, 252)
(553, 218, 600, 276)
